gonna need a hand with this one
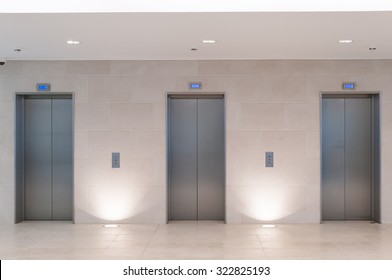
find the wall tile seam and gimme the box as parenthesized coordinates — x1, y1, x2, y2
(131, 74, 179, 78)
(84, 185, 165, 188)
(228, 129, 265, 132)
(32, 73, 392, 78)
(227, 155, 317, 159)
(81, 155, 143, 159)
(111, 73, 202, 78)
(108, 72, 198, 78)
(227, 187, 289, 192)
(226, 155, 268, 159)
(261, 74, 307, 77)
(304, 74, 310, 103)
(240, 65, 375, 76)
(43, 74, 89, 77)
(216, 75, 222, 91)
(66, 72, 112, 76)
(1, 74, 46, 78)
(103, 101, 157, 105)
(219, 74, 263, 78)
(226, 185, 310, 189)
(87, 129, 135, 132)
(77, 128, 119, 132)
(304, 73, 391, 77)
(87, 75, 133, 79)
(75, 184, 158, 187)
(226, 101, 266, 105)
(84, 155, 167, 159)
(107, 128, 164, 132)
(228, 153, 320, 160)
(261, 128, 308, 132)
(262, 100, 308, 104)
(42, 77, 89, 89)
(195, 73, 240, 77)
(85, 75, 90, 105)
(239, 60, 244, 75)
(247, 71, 380, 76)
(76, 156, 156, 160)
(371, 60, 377, 74)
(239, 101, 284, 106)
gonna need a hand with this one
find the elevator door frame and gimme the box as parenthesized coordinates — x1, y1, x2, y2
(14, 92, 75, 223)
(320, 92, 381, 223)
(166, 93, 226, 223)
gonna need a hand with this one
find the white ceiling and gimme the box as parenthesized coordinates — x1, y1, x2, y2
(1, 11, 392, 60)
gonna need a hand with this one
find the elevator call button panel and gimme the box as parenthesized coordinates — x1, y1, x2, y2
(266, 152, 274, 167)
(112, 152, 120, 168)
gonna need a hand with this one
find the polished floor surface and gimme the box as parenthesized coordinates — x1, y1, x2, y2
(1, 221, 391, 260)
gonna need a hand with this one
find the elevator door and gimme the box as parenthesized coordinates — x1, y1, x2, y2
(322, 97, 372, 220)
(24, 98, 73, 220)
(169, 97, 224, 220)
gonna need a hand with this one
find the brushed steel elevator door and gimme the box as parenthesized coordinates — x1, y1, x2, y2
(322, 97, 372, 220)
(24, 99, 52, 220)
(24, 98, 73, 220)
(169, 97, 224, 220)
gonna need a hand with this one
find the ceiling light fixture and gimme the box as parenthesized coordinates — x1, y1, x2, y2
(103, 224, 119, 228)
(202, 40, 216, 44)
(66, 40, 81, 45)
(338, 39, 353, 44)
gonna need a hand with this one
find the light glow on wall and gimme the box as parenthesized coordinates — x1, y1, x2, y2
(90, 187, 133, 221)
(234, 185, 307, 222)
(88, 185, 156, 221)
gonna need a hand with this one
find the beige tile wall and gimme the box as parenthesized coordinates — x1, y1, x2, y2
(1, 59, 392, 224)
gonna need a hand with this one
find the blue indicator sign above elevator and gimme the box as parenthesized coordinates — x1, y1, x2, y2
(189, 82, 202, 89)
(36, 83, 51, 92)
(342, 82, 356, 90)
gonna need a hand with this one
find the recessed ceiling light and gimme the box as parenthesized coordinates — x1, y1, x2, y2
(202, 40, 216, 44)
(66, 40, 81, 45)
(338, 39, 353, 44)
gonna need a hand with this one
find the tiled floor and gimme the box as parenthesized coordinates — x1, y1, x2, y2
(0, 221, 391, 260)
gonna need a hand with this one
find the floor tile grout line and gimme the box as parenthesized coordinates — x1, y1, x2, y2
(140, 224, 160, 259)
(105, 231, 122, 249)
(255, 232, 271, 260)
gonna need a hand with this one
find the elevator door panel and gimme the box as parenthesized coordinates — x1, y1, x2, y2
(197, 99, 225, 220)
(52, 99, 73, 220)
(322, 97, 373, 221)
(24, 98, 72, 220)
(24, 99, 52, 220)
(169, 97, 224, 221)
(345, 98, 372, 219)
(169, 99, 198, 220)
(322, 98, 345, 220)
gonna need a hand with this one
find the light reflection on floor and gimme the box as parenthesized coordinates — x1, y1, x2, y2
(0, 221, 391, 260)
